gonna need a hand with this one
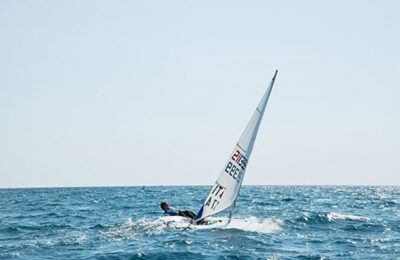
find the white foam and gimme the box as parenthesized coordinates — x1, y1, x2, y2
(227, 216, 283, 234)
(0, 252, 20, 257)
(346, 239, 357, 245)
(99, 218, 160, 239)
(327, 212, 370, 221)
(316, 198, 331, 202)
(115, 216, 282, 235)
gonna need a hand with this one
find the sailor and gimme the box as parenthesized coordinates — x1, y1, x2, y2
(160, 201, 207, 224)
(160, 201, 196, 218)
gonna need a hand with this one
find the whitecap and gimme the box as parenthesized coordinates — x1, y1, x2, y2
(346, 239, 357, 245)
(226, 216, 283, 234)
(316, 198, 331, 202)
(377, 193, 389, 199)
(327, 212, 370, 221)
(0, 252, 20, 257)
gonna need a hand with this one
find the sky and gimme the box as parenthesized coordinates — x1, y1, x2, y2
(1, 0, 399, 188)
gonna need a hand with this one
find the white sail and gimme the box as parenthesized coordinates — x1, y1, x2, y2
(195, 70, 278, 222)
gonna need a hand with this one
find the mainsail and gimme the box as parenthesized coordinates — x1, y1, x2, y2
(195, 70, 278, 222)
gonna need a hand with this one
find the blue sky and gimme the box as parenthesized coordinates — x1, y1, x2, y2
(1, 1, 399, 187)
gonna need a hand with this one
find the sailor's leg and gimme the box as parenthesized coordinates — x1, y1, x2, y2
(181, 210, 196, 219)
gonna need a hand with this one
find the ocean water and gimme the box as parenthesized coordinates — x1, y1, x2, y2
(1, 186, 399, 259)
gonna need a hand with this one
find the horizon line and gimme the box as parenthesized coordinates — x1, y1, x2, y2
(1, 184, 399, 189)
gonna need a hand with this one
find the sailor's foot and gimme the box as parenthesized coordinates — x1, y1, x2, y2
(195, 219, 208, 225)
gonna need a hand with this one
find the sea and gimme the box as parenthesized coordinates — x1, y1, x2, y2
(1, 186, 399, 259)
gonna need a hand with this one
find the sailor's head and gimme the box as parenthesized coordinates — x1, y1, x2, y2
(160, 201, 169, 211)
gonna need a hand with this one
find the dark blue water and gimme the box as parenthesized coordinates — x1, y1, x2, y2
(1, 186, 399, 259)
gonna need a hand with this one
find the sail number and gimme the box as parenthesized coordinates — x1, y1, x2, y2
(205, 183, 225, 210)
(225, 150, 247, 182)
(231, 150, 247, 170)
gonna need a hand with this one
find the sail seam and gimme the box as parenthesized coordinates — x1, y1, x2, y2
(236, 143, 246, 152)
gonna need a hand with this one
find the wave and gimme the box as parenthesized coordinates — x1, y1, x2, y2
(98, 216, 283, 238)
(160, 216, 283, 234)
(132, 211, 371, 237)
(0, 252, 20, 258)
(99, 218, 167, 239)
(327, 212, 370, 221)
(99, 212, 369, 240)
(281, 197, 295, 202)
(227, 217, 283, 234)
(292, 212, 370, 226)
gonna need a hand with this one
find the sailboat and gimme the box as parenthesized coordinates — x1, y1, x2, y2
(162, 70, 278, 228)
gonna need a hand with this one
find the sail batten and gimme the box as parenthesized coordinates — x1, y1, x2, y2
(195, 70, 278, 221)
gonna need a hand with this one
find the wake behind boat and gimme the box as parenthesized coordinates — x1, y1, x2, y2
(160, 216, 227, 230)
(161, 70, 278, 227)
